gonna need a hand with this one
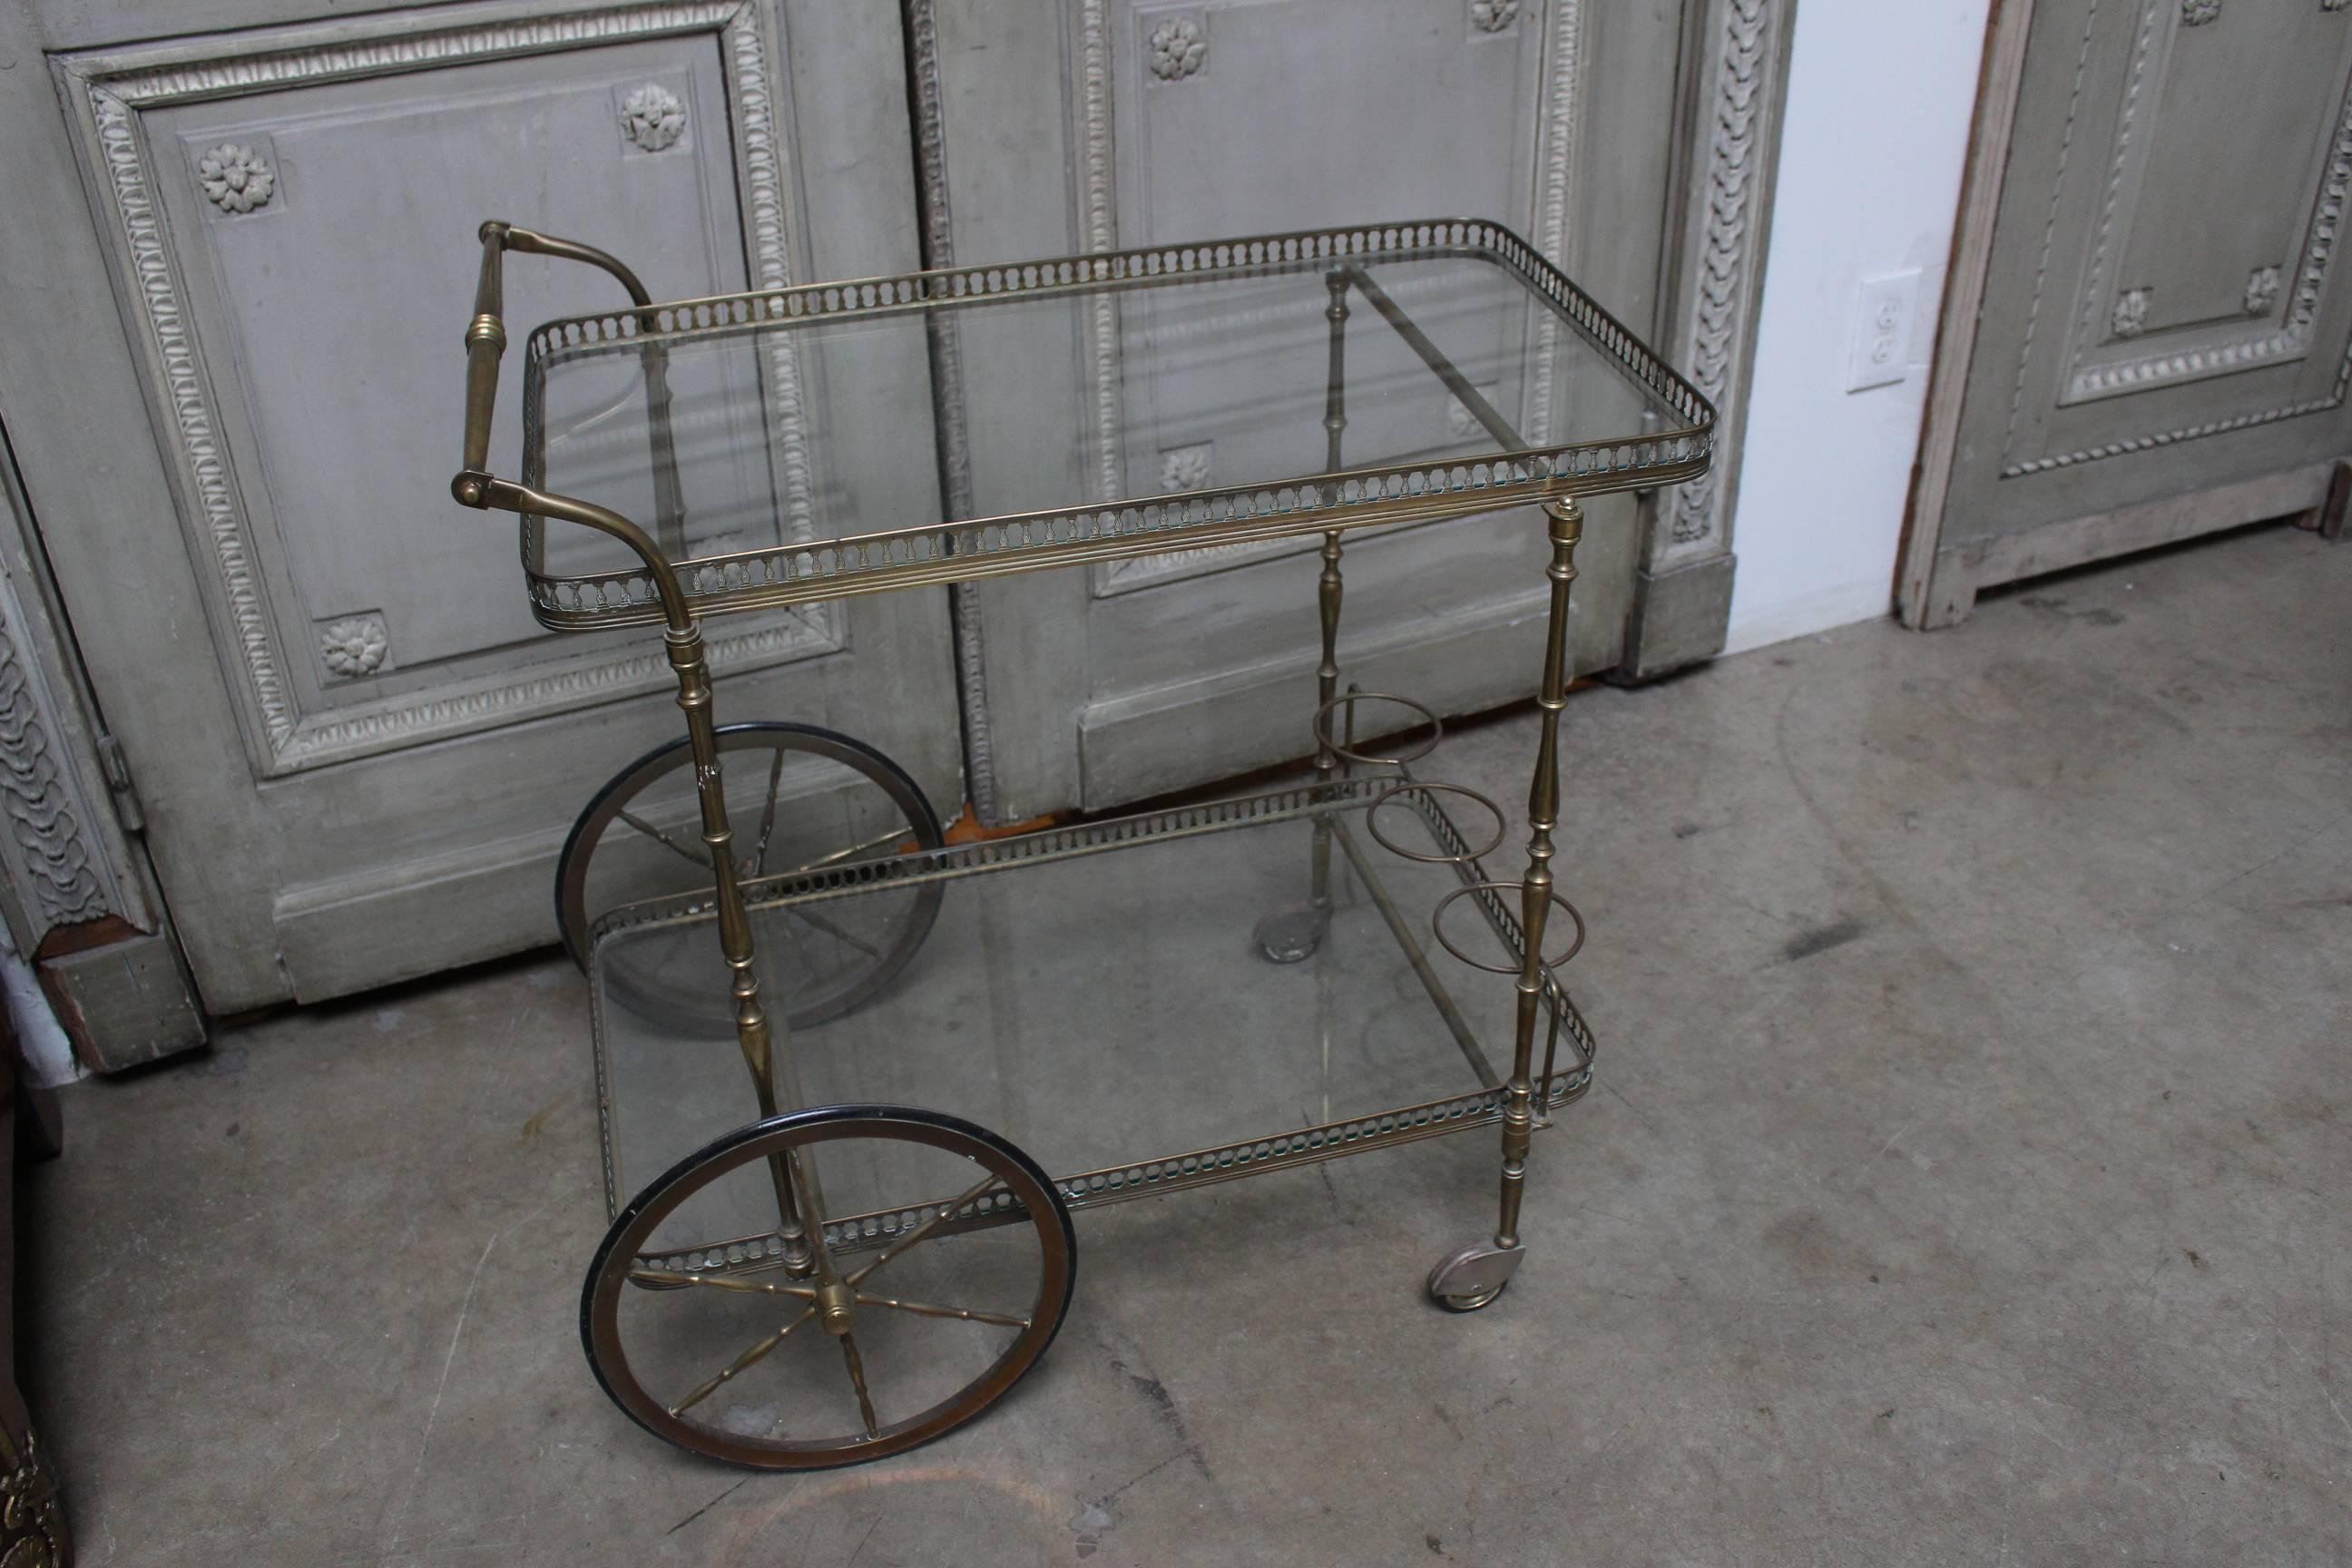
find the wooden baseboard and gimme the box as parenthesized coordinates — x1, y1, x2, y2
(1917, 461, 2336, 627)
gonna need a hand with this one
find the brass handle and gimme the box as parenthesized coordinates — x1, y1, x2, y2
(454, 220, 514, 505)
(450, 221, 681, 556)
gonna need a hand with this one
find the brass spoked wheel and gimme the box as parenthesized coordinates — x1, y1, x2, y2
(582, 1105, 1077, 1470)
(555, 723, 946, 1033)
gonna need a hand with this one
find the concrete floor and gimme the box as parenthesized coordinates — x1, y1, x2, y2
(24, 523, 2351, 1565)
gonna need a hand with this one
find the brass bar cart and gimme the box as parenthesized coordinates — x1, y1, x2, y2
(450, 217, 1713, 1470)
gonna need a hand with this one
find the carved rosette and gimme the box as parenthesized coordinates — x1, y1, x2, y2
(1470, 0, 1520, 32)
(620, 83, 687, 152)
(2244, 264, 2282, 315)
(1148, 16, 1207, 81)
(2180, 0, 2221, 21)
(2111, 287, 2151, 338)
(318, 614, 388, 680)
(1158, 443, 1213, 492)
(196, 142, 274, 213)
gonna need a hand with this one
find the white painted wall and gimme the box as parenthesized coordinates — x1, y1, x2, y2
(1725, 0, 1993, 654)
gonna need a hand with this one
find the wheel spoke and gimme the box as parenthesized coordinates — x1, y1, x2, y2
(775, 913, 825, 997)
(838, 1331, 881, 1439)
(669, 1305, 818, 1417)
(856, 1290, 1031, 1329)
(843, 1171, 1007, 1289)
(749, 747, 789, 875)
(785, 823, 916, 876)
(589, 1111, 1068, 1468)
(629, 1268, 818, 1299)
(616, 808, 711, 869)
(789, 906, 885, 962)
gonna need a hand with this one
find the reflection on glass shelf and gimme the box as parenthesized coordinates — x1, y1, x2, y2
(534, 249, 1681, 581)
(592, 795, 1572, 1210)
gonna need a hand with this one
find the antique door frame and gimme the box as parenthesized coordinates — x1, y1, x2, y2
(1899, 0, 2352, 628)
(0, 0, 955, 1035)
(1635, 0, 1797, 679)
(0, 421, 205, 1072)
(909, 0, 1798, 821)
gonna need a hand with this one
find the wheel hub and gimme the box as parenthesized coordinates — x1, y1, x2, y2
(817, 1279, 858, 1336)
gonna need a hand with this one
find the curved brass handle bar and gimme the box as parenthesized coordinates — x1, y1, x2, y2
(501, 224, 658, 309)
(456, 219, 686, 557)
(457, 475, 691, 634)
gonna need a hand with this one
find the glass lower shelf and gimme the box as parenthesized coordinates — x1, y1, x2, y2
(586, 779, 1594, 1239)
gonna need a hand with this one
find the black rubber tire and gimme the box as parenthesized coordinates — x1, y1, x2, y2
(554, 721, 946, 1031)
(581, 1103, 1077, 1470)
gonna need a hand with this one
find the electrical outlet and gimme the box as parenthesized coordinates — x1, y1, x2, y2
(1846, 269, 1921, 393)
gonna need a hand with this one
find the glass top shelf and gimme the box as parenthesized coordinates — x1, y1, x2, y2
(516, 220, 1713, 629)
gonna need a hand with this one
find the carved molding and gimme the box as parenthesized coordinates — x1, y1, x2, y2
(0, 349, 143, 945)
(720, 4, 828, 582)
(60, 1, 838, 773)
(196, 142, 275, 213)
(75, 2, 741, 103)
(1078, 1, 1122, 518)
(0, 580, 111, 929)
(1997, 0, 2106, 463)
(906, 0, 1001, 822)
(83, 89, 291, 746)
(2002, 383, 2348, 475)
(1661, 0, 1777, 563)
(619, 82, 686, 151)
(1524, 0, 1584, 448)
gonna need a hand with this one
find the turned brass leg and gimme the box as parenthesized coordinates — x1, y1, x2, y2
(1306, 269, 1355, 920)
(1259, 269, 1354, 965)
(667, 624, 814, 1274)
(1427, 496, 1580, 1313)
(1496, 497, 1580, 1250)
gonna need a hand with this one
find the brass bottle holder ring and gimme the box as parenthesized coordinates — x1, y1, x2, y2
(1311, 691, 1443, 768)
(1430, 881, 1586, 975)
(1365, 781, 1508, 865)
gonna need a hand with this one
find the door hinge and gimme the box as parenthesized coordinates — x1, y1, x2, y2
(94, 731, 146, 834)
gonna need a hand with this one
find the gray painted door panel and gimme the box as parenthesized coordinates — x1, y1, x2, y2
(917, 0, 1684, 821)
(1919, 0, 2352, 621)
(5, 0, 959, 1007)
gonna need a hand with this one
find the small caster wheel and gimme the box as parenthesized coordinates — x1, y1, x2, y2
(1433, 1279, 1508, 1313)
(1426, 1240, 1524, 1313)
(1253, 905, 1328, 964)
